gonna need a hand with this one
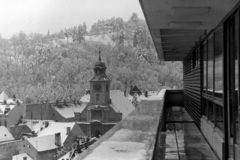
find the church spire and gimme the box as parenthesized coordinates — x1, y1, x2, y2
(99, 47, 102, 62)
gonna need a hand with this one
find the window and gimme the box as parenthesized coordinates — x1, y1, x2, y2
(0, 119, 1, 126)
(208, 101, 214, 123)
(234, 11, 240, 148)
(216, 104, 224, 132)
(192, 49, 200, 69)
(203, 41, 208, 93)
(207, 35, 214, 94)
(94, 84, 102, 92)
(214, 26, 223, 98)
(91, 110, 102, 120)
(96, 94, 99, 102)
(202, 98, 207, 116)
(201, 26, 224, 133)
(192, 51, 196, 68)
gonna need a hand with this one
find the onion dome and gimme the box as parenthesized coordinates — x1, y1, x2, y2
(94, 55, 106, 69)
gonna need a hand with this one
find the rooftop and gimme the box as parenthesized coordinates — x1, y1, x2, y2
(0, 126, 14, 143)
(21, 120, 84, 144)
(79, 90, 135, 118)
(110, 90, 135, 118)
(52, 103, 87, 118)
(0, 91, 8, 103)
(27, 134, 59, 152)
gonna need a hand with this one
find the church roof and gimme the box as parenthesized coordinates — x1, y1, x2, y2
(94, 61, 106, 68)
(131, 86, 141, 93)
(90, 74, 110, 82)
(110, 90, 135, 118)
(52, 103, 87, 118)
(79, 90, 135, 119)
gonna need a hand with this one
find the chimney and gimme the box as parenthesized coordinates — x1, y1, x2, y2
(145, 91, 148, 97)
(66, 127, 71, 135)
(63, 100, 67, 106)
(55, 133, 61, 147)
(12, 95, 16, 102)
(73, 98, 76, 105)
(124, 90, 127, 97)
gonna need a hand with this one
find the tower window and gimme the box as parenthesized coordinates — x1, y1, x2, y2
(106, 84, 109, 92)
(94, 84, 102, 92)
(96, 94, 100, 102)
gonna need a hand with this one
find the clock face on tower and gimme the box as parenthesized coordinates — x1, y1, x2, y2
(94, 84, 102, 92)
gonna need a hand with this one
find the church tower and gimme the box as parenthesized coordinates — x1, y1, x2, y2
(89, 52, 110, 105)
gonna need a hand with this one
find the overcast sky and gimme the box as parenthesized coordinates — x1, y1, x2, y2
(0, 0, 145, 39)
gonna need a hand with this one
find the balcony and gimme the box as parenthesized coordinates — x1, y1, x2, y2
(75, 89, 218, 160)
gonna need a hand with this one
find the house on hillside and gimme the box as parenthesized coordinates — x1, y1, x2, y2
(17, 134, 61, 160)
(84, 34, 115, 46)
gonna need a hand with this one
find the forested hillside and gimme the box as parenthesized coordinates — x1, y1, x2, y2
(0, 13, 182, 103)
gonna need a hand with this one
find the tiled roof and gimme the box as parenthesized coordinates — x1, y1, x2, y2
(37, 122, 76, 143)
(27, 134, 59, 152)
(22, 120, 85, 144)
(110, 90, 135, 118)
(52, 103, 87, 118)
(0, 126, 14, 142)
(80, 94, 90, 103)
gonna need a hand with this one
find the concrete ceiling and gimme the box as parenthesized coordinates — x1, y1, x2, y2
(139, 0, 239, 61)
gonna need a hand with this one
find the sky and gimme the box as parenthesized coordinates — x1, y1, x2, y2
(0, 0, 145, 39)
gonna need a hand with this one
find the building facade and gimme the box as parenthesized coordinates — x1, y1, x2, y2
(78, 56, 122, 137)
(140, 0, 240, 159)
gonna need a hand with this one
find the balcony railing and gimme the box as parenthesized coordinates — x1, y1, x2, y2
(74, 89, 217, 160)
(75, 89, 167, 160)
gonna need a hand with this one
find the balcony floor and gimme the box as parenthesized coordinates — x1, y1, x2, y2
(154, 106, 218, 160)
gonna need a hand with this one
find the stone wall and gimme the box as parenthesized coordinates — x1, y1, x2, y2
(24, 104, 54, 120)
(0, 140, 23, 157)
